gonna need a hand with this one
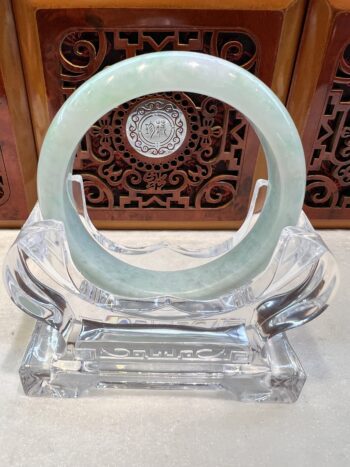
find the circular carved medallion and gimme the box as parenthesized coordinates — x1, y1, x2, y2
(126, 98, 187, 158)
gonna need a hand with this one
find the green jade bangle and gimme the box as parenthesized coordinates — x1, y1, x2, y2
(37, 51, 306, 300)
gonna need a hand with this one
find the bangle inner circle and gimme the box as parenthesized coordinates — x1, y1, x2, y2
(37, 51, 306, 300)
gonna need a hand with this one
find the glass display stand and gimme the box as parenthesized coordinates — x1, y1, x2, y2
(4, 178, 337, 401)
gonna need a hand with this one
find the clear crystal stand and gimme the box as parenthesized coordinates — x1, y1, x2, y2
(4, 178, 337, 401)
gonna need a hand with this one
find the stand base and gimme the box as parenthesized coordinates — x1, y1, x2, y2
(20, 321, 306, 402)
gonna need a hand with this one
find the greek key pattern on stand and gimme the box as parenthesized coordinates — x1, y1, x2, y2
(58, 29, 259, 212)
(305, 43, 350, 211)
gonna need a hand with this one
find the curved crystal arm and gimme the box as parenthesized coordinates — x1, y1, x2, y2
(256, 252, 338, 338)
(37, 51, 306, 300)
(3, 204, 337, 340)
(70, 174, 267, 258)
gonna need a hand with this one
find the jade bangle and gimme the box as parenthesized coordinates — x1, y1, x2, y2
(37, 51, 306, 300)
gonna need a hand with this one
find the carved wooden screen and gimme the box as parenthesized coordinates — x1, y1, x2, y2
(288, 2, 350, 227)
(37, 8, 283, 228)
(304, 39, 350, 220)
(305, 41, 350, 217)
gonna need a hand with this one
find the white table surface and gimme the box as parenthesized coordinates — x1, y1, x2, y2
(0, 229, 349, 467)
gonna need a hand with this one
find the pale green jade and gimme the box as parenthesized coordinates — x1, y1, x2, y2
(37, 51, 306, 300)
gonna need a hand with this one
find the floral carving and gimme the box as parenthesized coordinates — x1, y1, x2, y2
(90, 117, 114, 146)
(200, 119, 223, 147)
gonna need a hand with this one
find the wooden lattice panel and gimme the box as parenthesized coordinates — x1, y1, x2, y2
(288, 0, 350, 227)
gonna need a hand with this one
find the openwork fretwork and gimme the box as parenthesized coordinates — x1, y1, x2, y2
(305, 43, 350, 211)
(58, 29, 259, 213)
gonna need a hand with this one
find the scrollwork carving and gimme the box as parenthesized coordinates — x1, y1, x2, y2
(60, 32, 108, 84)
(195, 175, 237, 209)
(82, 174, 114, 209)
